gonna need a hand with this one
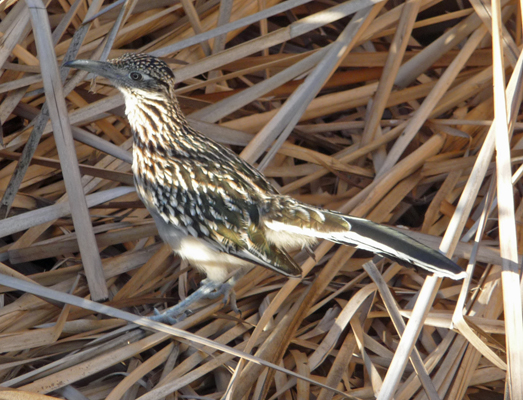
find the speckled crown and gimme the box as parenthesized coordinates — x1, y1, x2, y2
(108, 53, 175, 81)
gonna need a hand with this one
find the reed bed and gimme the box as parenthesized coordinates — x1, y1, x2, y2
(0, 0, 519, 398)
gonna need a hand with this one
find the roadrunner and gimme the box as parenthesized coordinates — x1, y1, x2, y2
(65, 54, 466, 320)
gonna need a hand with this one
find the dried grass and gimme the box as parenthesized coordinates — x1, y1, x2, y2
(0, 0, 518, 398)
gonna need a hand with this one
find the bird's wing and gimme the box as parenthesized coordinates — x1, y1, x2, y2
(212, 223, 302, 277)
(145, 158, 301, 277)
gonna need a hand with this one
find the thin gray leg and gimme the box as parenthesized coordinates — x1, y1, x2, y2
(150, 268, 247, 323)
(205, 269, 247, 314)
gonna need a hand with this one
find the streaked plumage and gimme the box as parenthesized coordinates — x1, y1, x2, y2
(65, 54, 466, 287)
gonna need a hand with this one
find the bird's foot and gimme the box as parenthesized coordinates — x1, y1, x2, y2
(150, 270, 246, 323)
(206, 280, 240, 315)
(149, 280, 220, 324)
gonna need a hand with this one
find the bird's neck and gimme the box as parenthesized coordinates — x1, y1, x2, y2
(123, 91, 194, 156)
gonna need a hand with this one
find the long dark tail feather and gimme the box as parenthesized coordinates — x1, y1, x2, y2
(337, 215, 466, 280)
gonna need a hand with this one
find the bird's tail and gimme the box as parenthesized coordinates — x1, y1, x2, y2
(264, 204, 466, 280)
(335, 214, 466, 279)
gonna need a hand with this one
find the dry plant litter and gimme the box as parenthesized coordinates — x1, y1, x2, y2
(0, 0, 520, 398)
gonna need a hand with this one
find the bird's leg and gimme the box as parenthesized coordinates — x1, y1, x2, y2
(150, 269, 246, 324)
(204, 268, 247, 314)
(150, 281, 220, 324)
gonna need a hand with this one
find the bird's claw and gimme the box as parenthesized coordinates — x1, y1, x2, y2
(225, 289, 241, 317)
(207, 282, 241, 316)
(149, 270, 245, 323)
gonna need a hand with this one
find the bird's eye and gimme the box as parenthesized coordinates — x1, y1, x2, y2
(130, 72, 143, 81)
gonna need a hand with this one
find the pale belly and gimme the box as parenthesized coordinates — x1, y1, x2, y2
(150, 211, 252, 282)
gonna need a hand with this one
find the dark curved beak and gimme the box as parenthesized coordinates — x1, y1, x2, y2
(63, 59, 121, 82)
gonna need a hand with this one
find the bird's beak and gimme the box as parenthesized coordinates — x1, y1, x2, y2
(63, 59, 122, 82)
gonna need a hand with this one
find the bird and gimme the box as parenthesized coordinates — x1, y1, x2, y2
(65, 53, 466, 320)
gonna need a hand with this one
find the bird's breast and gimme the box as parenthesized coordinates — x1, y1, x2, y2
(132, 147, 158, 206)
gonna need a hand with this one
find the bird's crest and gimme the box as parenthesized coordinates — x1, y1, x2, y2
(109, 53, 175, 82)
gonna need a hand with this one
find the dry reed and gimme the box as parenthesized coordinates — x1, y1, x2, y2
(0, 0, 518, 399)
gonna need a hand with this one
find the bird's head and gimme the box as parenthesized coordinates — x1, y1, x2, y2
(64, 53, 176, 101)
